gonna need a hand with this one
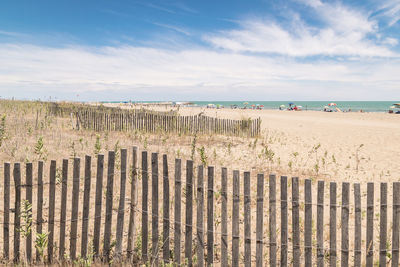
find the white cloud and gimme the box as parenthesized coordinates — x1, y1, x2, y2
(205, 1, 396, 57)
(0, 43, 399, 100)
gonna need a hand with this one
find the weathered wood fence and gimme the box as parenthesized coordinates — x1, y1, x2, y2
(2, 148, 398, 266)
(75, 109, 261, 137)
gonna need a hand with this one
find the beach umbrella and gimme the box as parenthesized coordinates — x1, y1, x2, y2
(328, 103, 337, 106)
(280, 105, 285, 108)
(243, 102, 249, 105)
(390, 106, 396, 109)
(288, 102, 294, 105)
(260, 105, 264, 107)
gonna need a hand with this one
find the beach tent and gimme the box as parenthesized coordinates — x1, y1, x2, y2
(328, 103, 337, 106)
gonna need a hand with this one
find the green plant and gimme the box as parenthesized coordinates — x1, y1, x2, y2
(34, 136, 47, 161)
(190, 134, 197, 161)
(197, 146, 207, 166)
(94, 134, 101, 155)
(0, 114, 7, 147)
(35, 232, 49, 262)
(19, 200, 32, 238)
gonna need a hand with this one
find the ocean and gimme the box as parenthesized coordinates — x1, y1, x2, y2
(101, 101, 400, 113)
(190, 101, 399, 113)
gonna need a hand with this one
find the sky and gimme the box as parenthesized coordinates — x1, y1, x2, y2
(0, 0, 400, 101)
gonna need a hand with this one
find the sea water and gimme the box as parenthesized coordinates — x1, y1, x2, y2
(190, 101, 398, 112)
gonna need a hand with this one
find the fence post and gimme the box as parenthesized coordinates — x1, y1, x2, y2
(174, 159, 182, 265)
(151, 153, 159, 265)
(221, 167, 228, 267)
(380, 183, 387, 267)
(207, 166, 214, 266)
(269, 174, 277, 267)
(59, 159, 68, 260)
(81, 156, 91, 258)
(36, 161, 43, 262)
(292, 177, 300, 267)
(281, 176, 288, 267)
(317, 181, 324, 267)
(162, 154, 170, 263)
(116, 149, 127, 259)
(243, 171, 251, 267)
(304, 179, 312, 267)
(13, 163, 21, 263)
(341, 183, 350, 267)
(103, 151, 115, 262)
(330, 182, 337, 267)
(93, 154, 104, 257)
(392, 182, 400, 267)
(366, 183, 374, 267)
(70, 158, 80, 260)
(25, 163, 33, 263)
(256, 173, 264, 267)
(197, 165, 204, 267)
(3, 163, 10, 260)
(232, 170, 240, 267)
(185, 160, 193, 266)
(128, 147, 138, 258)
(354, 183, 361, 267)
(48, 160, 56, 263)
(142, 151, 149, 261)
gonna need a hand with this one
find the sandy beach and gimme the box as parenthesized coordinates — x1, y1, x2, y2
(104, 103, 400, 183)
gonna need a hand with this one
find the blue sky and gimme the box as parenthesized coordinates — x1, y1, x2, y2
(0, 0, 399, 101)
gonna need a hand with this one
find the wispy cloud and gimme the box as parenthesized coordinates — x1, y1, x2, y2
(205, 0, 397, 57)
(153, 22, 190, 36)
(0, 30, 29, 38)
(0, 43, 399, 100)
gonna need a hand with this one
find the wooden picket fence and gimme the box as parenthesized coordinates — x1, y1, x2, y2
(2, 147, 399, 266)
(75, 109, 261, 137)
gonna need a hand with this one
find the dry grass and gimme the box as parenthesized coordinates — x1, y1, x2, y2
(0, 100, 394, 266)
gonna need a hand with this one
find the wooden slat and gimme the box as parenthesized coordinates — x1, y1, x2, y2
(269, 174, 277, 267)
(366, 183, 374, 267)
(81, 156, 92, 258)
(354, 183, 362, 267)
(304, 179, 312, 267)
(115, 149, 127, 258)
(185, 160, 193, 266)
(93, 154, 104, 257)
(330, 182, 337, 267)
(244, 171, 251, 267)
(341, 182, 350, 267)
(317, 181, 324, 267)
(221, 167, 228, 267)
(196, 165, 204, 267)
(59, 159, 68, 260)
(151, 153, 159, 265)
(70, 158, 80, 260)
(207, 166, 214, 266)
(379, 183, 387, 267)
(13, 163, 21, 263)
(127, 147, 138, 257)
(232, 170, 240, 267)
(48, 160, 56, 263)
(36, 161, 43, 262)
(3, 163, 10, 260)
(162, 154, 170, 263)
(292, 177, 300, 267)
(174, 158, 182, 265)
(25, 163, 33, 263)
(281, 176, 288, 267)
(103, 151, 115, 261)
(256, 173, 264, 267)
(142, 151, 149, 261)
(392, 182, 400, 267)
